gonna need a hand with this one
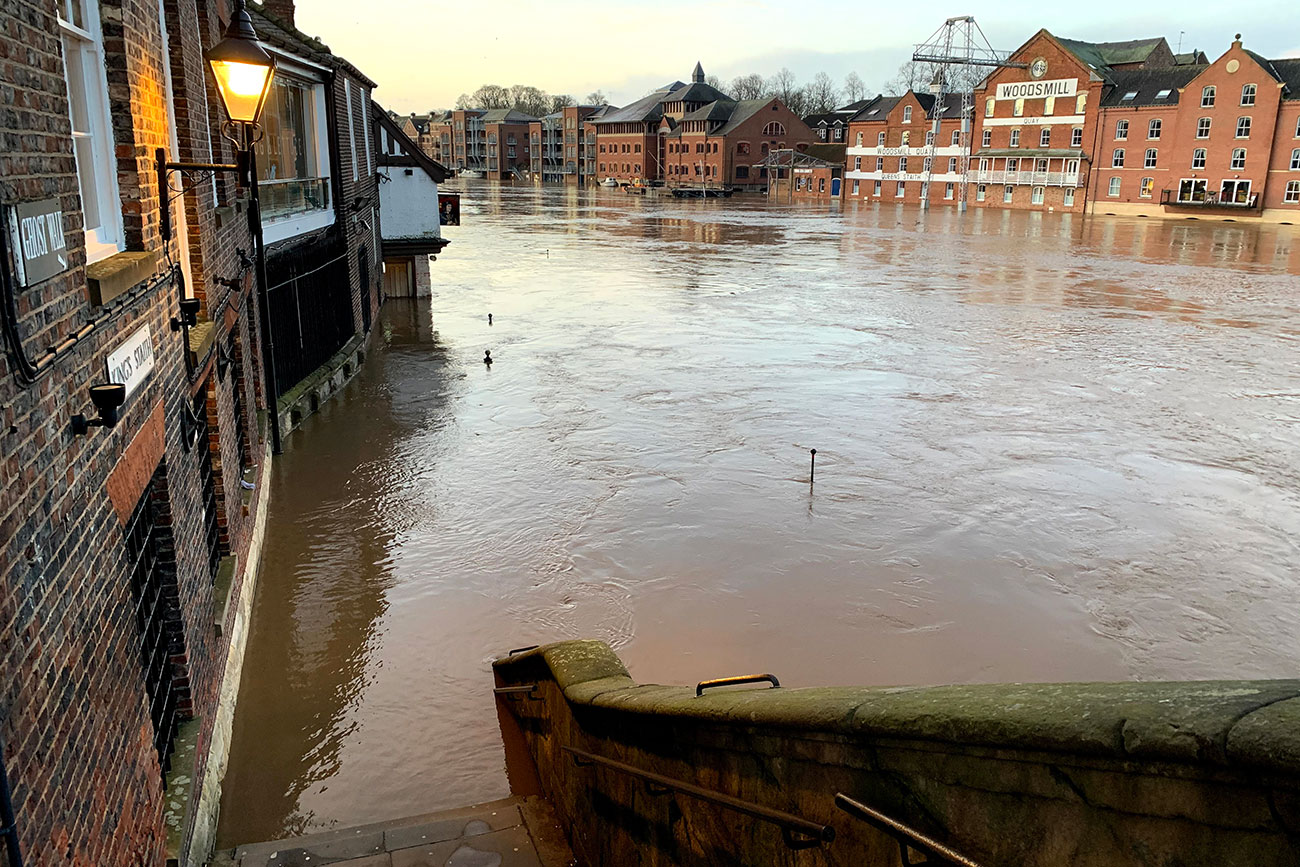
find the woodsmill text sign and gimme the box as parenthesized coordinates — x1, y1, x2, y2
(106, 324, 155, 401)
(995, 78, 1078, 101)
(6, 199, 69, 287)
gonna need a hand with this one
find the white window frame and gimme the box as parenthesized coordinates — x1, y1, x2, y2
(1191, 148, 1206, 170)
(1031, 186, 1044, 204)
(1003, 185, 1013, 203)
(1236, 116, 1251, 139)
(1177, 178, 1208, 202)
(951, 130, 960, 146)
(1291, 148, 1300, 170)
(903, 105, 912, 122)
(944, 182, 954, 199)
(1071, 127, 1082, 147)
(873, 180, 881, 196)
(258, 54, 335, 245)
(59, 0, 124, 263)
(1139, 177, 1154, 198)
(851, 179, 859, 195)
(1148, 118, 1161, 140)
(1241, 84, 1256, 106)
(1196, 117, 1211, 139)
(1201, 86, 1215, 108)
(1230, 147, 1246, 170)
(1063, 187, 1075, 206)
(1108, 177, 1121, 197)
(1115, 119, 1128, 140)
(1040, 127, 1050, 147)
(1009, 128, 1020, 148)
(1112, 148, 1125, 168)
(895, 181, 905, 198)
(976, 184, 986, 201)
(1284, 180, 1300, 203)
(1144, 148, 1157, 168)
(982, 129, 992, 148)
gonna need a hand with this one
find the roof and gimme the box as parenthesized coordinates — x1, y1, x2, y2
(480, 108, 538, 123)
(1100, 65, 1204, 107)
(595, 90, 669, 124)
(1243, 50, 1284, 83)
(711, 99, 777, 137)
(683, 99, 737, 123)
(913, 92, 965, 118)
(1057, 36, 1168, 71)
(372, 101, 452, 182)
(803, 143, 846, 163)
(666, 80, 731, 105)
(1174, 50, 1209, 65)
(847, 95, 902, 122)
(803, 113, 848, 127)
(1273, 58, 1300, 98)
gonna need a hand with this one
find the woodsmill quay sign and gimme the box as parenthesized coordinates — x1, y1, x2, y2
(6, 199, 69, 287)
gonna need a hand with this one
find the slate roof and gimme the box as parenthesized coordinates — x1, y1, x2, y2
(480, 109, 538, 123)
(683, 100, 739, 123)
(1100, 66, 1204, 107)
(847, 95, 902, 122)
(1057, 36, 1168, 71)
(1174, 50, 1209, 65)
(1273, 58, 1300, 98)
(373, 101, 452, 182)
(803, 112, 848, 127)
(666, 80, 731, 105)
(1244, 50, 1285, 83)
(914, 92, 966, 118)
(594, 90, 669, 125)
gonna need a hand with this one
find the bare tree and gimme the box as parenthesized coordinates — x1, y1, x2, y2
(705, 74, 724, 91)
(550, 94, 575, 112)
(454, 93, 473, 110)
(766, 67, 810, 115)
(585, 90, 608, 105)
(730, 73, 767, 100)
(804, 71, 840, 114)
(471, 84, 511, 109)
(881, 60, 983, 96)
(843, 71, 867, 103)
(509, 85, 551, 117)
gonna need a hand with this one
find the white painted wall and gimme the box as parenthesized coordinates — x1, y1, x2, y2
(377, 166, 442, 241)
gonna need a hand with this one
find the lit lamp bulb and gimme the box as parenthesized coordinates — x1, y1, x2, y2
(205, 0, 276, 125)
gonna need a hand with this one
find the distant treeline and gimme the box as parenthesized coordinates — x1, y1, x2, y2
(441, 62, 956, 118)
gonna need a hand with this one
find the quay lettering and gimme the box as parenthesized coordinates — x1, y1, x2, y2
(995, 78, 1078, 101)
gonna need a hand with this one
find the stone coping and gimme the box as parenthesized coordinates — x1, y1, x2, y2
(494, 640, 1300, 775)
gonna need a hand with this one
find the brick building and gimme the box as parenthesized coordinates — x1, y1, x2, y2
(0, 0, 383, 864)
(427, 109, 537, 178)
(529, 105, 609, 184)
(1089, 36, 1300, 220)
(843, 92, 968, 205)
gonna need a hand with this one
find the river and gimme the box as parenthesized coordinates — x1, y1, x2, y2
(216, 184, 1300, 845)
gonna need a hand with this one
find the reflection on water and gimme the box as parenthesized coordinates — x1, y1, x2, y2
(217, 184, 1300, 846)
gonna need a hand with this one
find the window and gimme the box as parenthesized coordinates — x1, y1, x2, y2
(1236, 116, 1251, 138)
(1112, 148, 1125, 167)
(1006, 158, 1018, 172)
(1140, 177, 1154, 198)
(1115, 119, 1128, 140)
(901, 131, 910, 145)
(1285, 181, 1300, 203)
(982, 129, 991, 147)
(1191, 148, 1207, 169)
(1201, 86, 1216, 107)
(854, 156, 861, 171)
(855, 132, 863, 146)
(1155, 89, 1171, 100)
(1196, 117, 1211, 138)
(925, 130, 934, 146)
(1292, 148, 1300, 170)
(762, 121, 785, 136)
(1031, 186, 1045, 204)
(737, 141, 750, 155)
(256, 72, 332, 226)
(878, 132, 886, 146)
(59, 0, 123, 262)
(1035, 158, 1048, 172)
(1122, 91, 1138, 102)
(1144, 148, 1157, 168)
(1108, 177, 1121, 196)
(1071, 127, 1082, 147)
(1231, 147, 1246, 170)
(920, 182, 929, 199)
(922, 156, 931, 172)
(1003, 185, 1014, 203)
(1040, 128, 1051, 147)
(1296, 117, 1300, 138)
(985, 97, 994, 117)
(896, 181, 905, 197)
(1177, 178, 1208, 202)
(976, 184, 986, 201)
(876, 157, 883, 171)
(948, 158, 957, 172)
(873, 180, 882, 196)
(1241, 84, 1256, 106)
(1009, 128, 1020, 147)
(1064, 187, 1075, 206)
(1014, 98, 1024, 117)
(818, 177, 825, 192)
(903, 105, 913, 122)
(952, 130, 960, 146)
(1044, 96, 1055, 115)
(945, 182, 954, 199)
(1148, 118, 1161, 139)
(1220, 179, 1251, 204)
(1075, 93, 1087, 113)
(796, 177, 805, 191)
(852, 179, 860, 194)
(978, 158, 989, 172)
(900, 157, 908, 172)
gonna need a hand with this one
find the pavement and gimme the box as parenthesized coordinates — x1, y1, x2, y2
(223, 796, 577, 867)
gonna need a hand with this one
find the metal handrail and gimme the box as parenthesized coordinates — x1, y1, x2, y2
(834, 793, 982, 867)
(493, 683, 539, 700)
(696, 673, 780, 697)
(563, 746, 834, 850)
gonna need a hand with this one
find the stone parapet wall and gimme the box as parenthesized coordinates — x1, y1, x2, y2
(494, 640, 1300, 866)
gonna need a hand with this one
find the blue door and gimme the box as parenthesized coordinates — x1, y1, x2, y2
(831, 177, 841, 197)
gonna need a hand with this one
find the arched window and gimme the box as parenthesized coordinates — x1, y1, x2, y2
(1148, 118, 1161, 139)
(1241, 84, 1256, 106)
(1115, 119, 1128, 140)
(762, 121, 785, 136)
(1075, 92, 1087, 113)
(1112, 148, 1125, 167)
(1144, 148, 1157, 168)
(1201, 86, 1215, 107)
(903, 105, 913, 122)
(985, 97, 994, 117)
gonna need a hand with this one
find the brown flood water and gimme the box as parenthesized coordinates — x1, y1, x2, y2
(217, 185, 1300, 845)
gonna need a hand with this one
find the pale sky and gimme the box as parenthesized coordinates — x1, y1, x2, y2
(293, 0, 1300, 115)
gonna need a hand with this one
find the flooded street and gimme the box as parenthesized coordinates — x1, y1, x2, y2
(217, 185, 1300, 845)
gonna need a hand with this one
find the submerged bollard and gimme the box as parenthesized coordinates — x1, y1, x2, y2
(484, 349, 493, 365)
(810, 449, 817, 484)
(488, 313, 493, 325)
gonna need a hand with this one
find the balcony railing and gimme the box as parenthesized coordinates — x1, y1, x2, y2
(258, 177, 331, 220)
(973, 170, 1080, 187)
(1160, 189, 1261, 209)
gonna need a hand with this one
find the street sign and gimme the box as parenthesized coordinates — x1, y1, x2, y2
(6, 199, 70, 288)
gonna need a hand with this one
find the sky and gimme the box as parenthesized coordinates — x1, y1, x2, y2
(293, 0, 1300, 115)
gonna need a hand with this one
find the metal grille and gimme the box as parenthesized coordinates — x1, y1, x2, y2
(228, 331, 249, 476)
(266, 225, 355, 394)
(123, 477, 179, 781)
(194, 392, 221, 581)
(358, 245, 371, 333)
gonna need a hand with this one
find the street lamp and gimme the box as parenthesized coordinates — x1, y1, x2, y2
(157, 0, 283, 453)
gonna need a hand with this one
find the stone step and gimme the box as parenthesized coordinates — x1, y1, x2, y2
(226, 796, 575, 867)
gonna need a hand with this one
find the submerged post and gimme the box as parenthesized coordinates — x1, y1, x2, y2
(809, 449, 816, 484)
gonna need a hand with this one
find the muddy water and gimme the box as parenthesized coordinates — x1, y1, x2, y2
(217, 185, 1300, 845)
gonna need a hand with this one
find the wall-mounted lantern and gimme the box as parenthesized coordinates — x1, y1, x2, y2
(71, 383, 126, 435)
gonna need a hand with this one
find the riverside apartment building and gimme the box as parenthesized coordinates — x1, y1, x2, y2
(0, 0, 383, 863)
(837, 30, 1300, 222)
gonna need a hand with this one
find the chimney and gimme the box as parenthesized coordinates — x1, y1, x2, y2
(262, 0, 295, 26)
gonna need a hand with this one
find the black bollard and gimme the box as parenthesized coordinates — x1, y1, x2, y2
(488, 313, 493, 325)
(810, 449, 816, 484)
(484, 349, 493, 365)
